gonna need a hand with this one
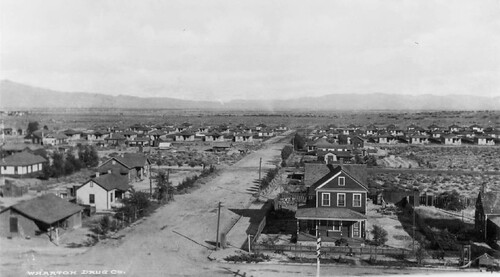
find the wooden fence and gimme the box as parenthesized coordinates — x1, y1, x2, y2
(253, 244, 411, 256)
(253, 243, 460, 259)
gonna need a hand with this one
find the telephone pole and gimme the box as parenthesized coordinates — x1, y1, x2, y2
(215, 201, 221, 250)
(259, 157, 262, 181)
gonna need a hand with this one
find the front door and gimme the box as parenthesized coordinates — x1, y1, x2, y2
(10, 217, 18, 233)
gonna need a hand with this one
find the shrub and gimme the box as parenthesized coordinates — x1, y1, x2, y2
(281, 145, 293, 164)
(371, 225, 388, 246)
(224, 253, 270, 263)
(91, 215, 119, 238)
(115, 192, 154, 222)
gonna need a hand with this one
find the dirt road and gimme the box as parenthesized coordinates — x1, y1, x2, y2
(1, 133, 292, 276)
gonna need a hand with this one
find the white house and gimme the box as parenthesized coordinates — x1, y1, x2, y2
(442, 135, 462, 145)
(76, 173, 130, 211)
(476, 136, 495, 146)
(0, 152, 46, 177)
(410, 135, 430, 145)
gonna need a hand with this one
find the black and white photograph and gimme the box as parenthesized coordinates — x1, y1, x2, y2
(0, 0, 499, 276)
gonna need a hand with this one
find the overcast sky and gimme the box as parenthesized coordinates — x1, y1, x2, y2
(1, 0, 499, 101)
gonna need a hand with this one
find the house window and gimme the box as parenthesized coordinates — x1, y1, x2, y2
(337, 193, 345, 207)
(338, 177, 345, 186)
(321, 193, 330, 206)
(353, 222, 360, 237)
(110, 192, 114, 202)
(353, 194, 362, 207)
(332, 221, 341, 231)
(89, 194, 95, 204)
(90, 182, 93, 188)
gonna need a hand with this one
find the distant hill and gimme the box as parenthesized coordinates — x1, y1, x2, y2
(1, 80, 498, 111)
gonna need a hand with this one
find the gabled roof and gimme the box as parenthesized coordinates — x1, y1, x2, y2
(148, 130, 165, 136)
(0, 151, 46, 166)
(83, 173, 130, 192)
(304, 163, 333, 187)
(312, 138, 336, 148)
(45, 133, 68, 139)
(480, 191, 500, 215)
(310, 165, 368, 192)
(2, 143, 42, 152)
(63, 129, 81, 135)
(10, 193, 82, 225)
(115, 153, 150, 168)
(98, 163, 129, 174)
(296, 207, 366, 220)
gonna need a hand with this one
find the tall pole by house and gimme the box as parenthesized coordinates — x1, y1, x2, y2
(149, 166, 153, 198)
(215, 201, 221, 250)
(412, 199, 416, 252)
(258, 157, 262, 182)
(316, 227, 321, 277)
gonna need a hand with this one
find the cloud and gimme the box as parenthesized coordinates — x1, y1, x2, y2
(1, 0, 499, 100)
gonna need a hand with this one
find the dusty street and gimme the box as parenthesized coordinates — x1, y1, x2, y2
(0, 131, 461, 276)
(0, 133, 287, 276)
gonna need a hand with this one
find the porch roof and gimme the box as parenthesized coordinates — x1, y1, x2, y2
(296, 207, 366, 221)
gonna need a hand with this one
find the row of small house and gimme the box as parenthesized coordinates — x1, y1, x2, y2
(309, 124, 499, 146)
(316, 123, 499, 136)
(16, 123, 287, 147)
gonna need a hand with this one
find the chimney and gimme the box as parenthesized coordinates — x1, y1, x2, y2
(339, 158, 343, 167)
(96, 172, 100, 177)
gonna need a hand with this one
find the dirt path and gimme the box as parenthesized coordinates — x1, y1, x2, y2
(1, 133, 292, 276)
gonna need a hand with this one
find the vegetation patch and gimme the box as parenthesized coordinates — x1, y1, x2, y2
(224, 253, 270, 263)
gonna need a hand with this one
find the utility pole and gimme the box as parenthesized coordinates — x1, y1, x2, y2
(259, 157, 262, 182)
(215, 201, 221, 250)
(149, 167, 152, 198)
(316, 227, 321, 277)
(248, 234, 252, 253)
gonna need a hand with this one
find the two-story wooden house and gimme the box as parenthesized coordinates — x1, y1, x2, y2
(296, 164, 368, 243)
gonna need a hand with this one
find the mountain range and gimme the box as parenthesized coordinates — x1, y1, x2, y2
(0, 80, 498, 111)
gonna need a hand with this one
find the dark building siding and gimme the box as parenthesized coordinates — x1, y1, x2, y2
(316, 191, 366, 214)
(319, 173, 366, 191)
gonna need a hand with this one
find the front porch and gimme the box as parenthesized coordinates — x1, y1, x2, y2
(298, 232, 365, 246)
(295, 208, 367, 242)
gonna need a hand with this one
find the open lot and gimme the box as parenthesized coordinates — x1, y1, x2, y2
(385, 145, 500, 172)
(368, 170, 500, 198)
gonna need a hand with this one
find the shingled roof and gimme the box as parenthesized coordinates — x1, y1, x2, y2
(308, 164, 368, 194)
(10, 193, 82, 225)
(304, 163, 333, 187)
(114, 153, 150, 168)
(0, 152, 46, 166)
(86, 173, 130, 191)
